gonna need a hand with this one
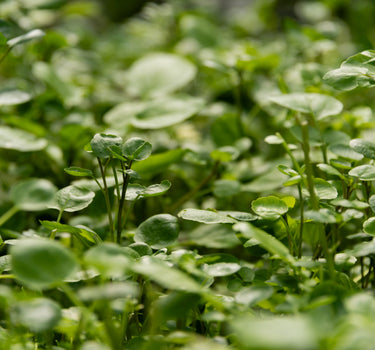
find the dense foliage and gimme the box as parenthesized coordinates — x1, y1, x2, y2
(2, 0, 375, 349)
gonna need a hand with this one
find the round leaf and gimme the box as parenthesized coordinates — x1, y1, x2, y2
(269, 93, 343, 120)
(202, 262, 241, 277)
(50, 185, 95, 212)
(10, 298, 61, 333)
(363, 217, 375, 236)
(349, 165, 375, 181)
(213, 179, 241, 198)
(0, 126, 47, 151)
(90, 133, 123, 159)
(10, 239, 78, 290)
(251, 196, 289, 220)
(10, 178, 57, 211)
(350, 139, 375, 159)
(131, 96, 204, 129)
(122, 137, 152, 161)
(126, 53, 197, 97)
(135, 214, 179, 249)
(329, 143, 363, 161)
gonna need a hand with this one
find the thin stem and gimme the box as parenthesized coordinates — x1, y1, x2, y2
(280, 215, 293, 256)
(117, 160, 133, 244)
(0, 46, 11, 66)
(0, 205, 19, 227)
(301, 121, 335, 279)
(233, 69, 245, 136)
(169, 160, 220, 213)
(297, 184, 304, 259)
(0, 274, 15, 279)
(97, 157, 114, 241)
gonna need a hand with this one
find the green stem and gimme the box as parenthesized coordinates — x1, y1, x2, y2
(280, 215, 293, 256)
(97, 157, 114, 242)
(234, 69, 245, 136)
(117, 160, 133, 244)
(0, 205, 19, 227)
(0, 274, 15, 279)
(0, 45, 11, 66)
(301, 121, 335, 278)
(297, 184, 304, 259)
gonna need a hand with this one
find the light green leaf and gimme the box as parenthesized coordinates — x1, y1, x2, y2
(0, 90, 32, 106)
(135, 214, 179, 249)
(202, 262, 241, 277)
(7, 29, 45, 48)
(0, 126, 47, 151)
(305, 208, 340, 224)
(251, 196, 289, 220)
(10, 178, 57, 211)
(230, 315, 317, 350)
(10, 238, 78, 290)
(328, 143, 363, 161)
(132, 149, 187, 178)
(77, 282, 140, 301)
(363, 217, 375, 236)
(234, 222, 295, 264)
(269, 92, 343, 120)
(349, 139, 375, 159)
(90, 133, 123, 159)
(64, 167, 93, 177)
(10, 298, 61, 333)
(178, 209, 237, 224)
(50, 185, 95, 212)
(132, 256, 202, 293)
(131, 96, 204, 129)
(302, 178, 338, 199)
(235, 285, 274, 306)
(213, 179, 241, 198)
(349, 165, 375, 181)
(126, 53, 197, 97)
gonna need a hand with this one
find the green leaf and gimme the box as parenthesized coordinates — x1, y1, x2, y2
(302, 178, 338, 199)
(124, 180, 171, 201)
(235, 285, 274, 306)
(269, 92, 343, 120)
(132, 149, 187, 178)
(324, 50, 375, 91)
(84, 243, 135, 278)
(122, 137, 152, 161)
(50, 185, 95, 212)
(202, 262, 241, 277)
(132, 256, 202, 293)
(363, 217, 375, 236)
(7, 29, 45, 48)
(178, 209, 237, 224)
(251, 196, 289, 220)
(77, 282, 140, 301)
(131, 96, 204, 129)
(10, 238, 78, 290)
(90, 133, 123, 159)
(186, 224, 241, 249)
(135, 214, 179, 249)
(349, 138, 375, 159)
(0, 126, 47, 151)
(64, 167, 93, 177)
(328, 143, 363, 161)
(10, 178, 57, 211)
(305, 208, 340, 224)
(234, 222, 295, 264)
(369, 195, 375, 213)
(317, 163, 345, 178)
(210, 146, 240, 162)
(349, 165, 375, 181)
(126, 53, 197, 97)
(10, 298, 61, 333)
(213, 179, 241, 198)
(0, 89, 32, 106)
(331, 198, 369, 209)
(230, 315, 317, 350)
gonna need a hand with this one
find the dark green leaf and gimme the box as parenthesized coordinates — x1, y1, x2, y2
(122, 137, 152, 161)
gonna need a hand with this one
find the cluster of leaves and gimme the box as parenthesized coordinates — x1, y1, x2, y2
(3, 0, 375, 349)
